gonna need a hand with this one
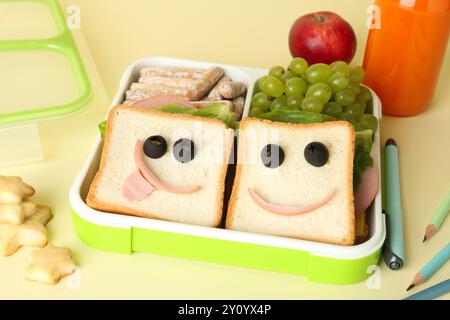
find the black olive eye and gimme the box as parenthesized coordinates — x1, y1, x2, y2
(143, 136, 167, 159)
(261, 144, 285, 169)
(173, 139, 195, 163)
(304, 142, 329, 167)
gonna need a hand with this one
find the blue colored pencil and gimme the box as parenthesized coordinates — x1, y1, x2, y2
(407, 242, 450, 291)
(405, 279, 450, 300)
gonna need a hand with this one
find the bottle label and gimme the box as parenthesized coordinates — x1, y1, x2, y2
(400, 0, 416, 8)
(367, 5, 382, 29)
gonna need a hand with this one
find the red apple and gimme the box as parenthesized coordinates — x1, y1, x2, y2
(289, 11, 357, 65)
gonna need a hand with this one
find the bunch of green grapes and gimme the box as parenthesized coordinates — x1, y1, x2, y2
(250, 58, 378, 132)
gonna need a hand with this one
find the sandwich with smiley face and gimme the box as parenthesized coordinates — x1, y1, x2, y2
(88, 97, 376, 245)
(87, 99, 235, 227)
(226, 118, 357, 246)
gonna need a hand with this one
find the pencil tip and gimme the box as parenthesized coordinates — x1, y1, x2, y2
(423, 235, 428, 243)
(424, 225, 437, 242)
(407, 284, 414, 291)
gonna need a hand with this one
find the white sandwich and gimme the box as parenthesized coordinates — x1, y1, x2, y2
(226, 118, 355, 246)
(87, 105, 235, 227)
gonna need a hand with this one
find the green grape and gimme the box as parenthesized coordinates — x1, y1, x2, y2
(250, 106, 264, 117)
(302, 96, 324, 113)
(360, 114, 379, 132)
(354, 95, 368, 106)
(327, 73, 350, 93)
(269, 66, 286, 80)
(306, 82, 332, 104)
(251, 92, 271, 111)
(286, 95, 304, 110)
(271, 96, 288, 111)
(331, 61, 350, 76)
(285, 77, 308, 96)
(261, 76, 284, 98)
(365, 100, 374, 114)
(345, 103, 365, 120)
(353, 122, 365, 132)
(306, 63, 333, 84)
(257, 76, 269, 91)
(350, 66, 366, 83)
(330, 61, 340, 67)
(335, 89, 356, 106)
(281, 71, 296, 83)
(341, 112, 358, 125)
(358, 86, 372, 103)
(348, 81, 361, 95)
(288, 57, 309, 75)
(322, 102, 343, 118)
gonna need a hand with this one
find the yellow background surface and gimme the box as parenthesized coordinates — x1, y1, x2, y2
(1, 0, 449, 299)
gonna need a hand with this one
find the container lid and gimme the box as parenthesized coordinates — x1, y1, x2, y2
(0, 0, 92, 126)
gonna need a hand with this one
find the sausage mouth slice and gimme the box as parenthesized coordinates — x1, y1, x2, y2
(135, 140, 201, 194)
(248, 188, 336, 216)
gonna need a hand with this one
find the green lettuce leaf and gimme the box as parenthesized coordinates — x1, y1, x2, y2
(160, 103, 237, 129)
(191, 103, 237, 129)
(99, 103, 237, 138)
(99, 120, 107, 139)
(258, 110, 337, 124)
(354, 143, 374, 190)
(159, 103, 197, 115)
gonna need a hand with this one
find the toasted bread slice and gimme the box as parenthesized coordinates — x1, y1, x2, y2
(226, 118, 355, 246)
(87, 105, 234, 227)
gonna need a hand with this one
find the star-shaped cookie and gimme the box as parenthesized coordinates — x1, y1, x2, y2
(0, 200, 37, 225)
(0, 176, 35, 205)
(0, 205, 53, 257)
(25, 245, 76, 285)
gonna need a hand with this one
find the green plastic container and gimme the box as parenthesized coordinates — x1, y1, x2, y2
(0, 0, 91, 125)
(70, 57, 385, 285)
(0, 0, 92, 166)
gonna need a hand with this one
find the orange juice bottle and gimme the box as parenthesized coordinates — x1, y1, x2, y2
(363, 0, 450, 116)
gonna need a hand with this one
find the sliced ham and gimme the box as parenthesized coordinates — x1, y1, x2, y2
(354, 167, 379, 217)
(131, 95, 194, 109)
(248, 188, 335, 216)
(134, 140, 201, 195)
(122, 170, 155, 201)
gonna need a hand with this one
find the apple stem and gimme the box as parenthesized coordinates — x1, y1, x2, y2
(313, 15, 325, 23)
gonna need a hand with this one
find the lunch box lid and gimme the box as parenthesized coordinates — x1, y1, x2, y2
(0, 0, 92, 126)
(0, 0, 110, 167)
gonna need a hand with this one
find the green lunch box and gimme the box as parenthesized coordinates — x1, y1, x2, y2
(69, 57, 386, 285)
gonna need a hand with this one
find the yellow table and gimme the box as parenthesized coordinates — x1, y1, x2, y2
(1, 0, 449, 300)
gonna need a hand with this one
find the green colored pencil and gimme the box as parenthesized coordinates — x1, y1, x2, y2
(423, 190, 450, 242)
